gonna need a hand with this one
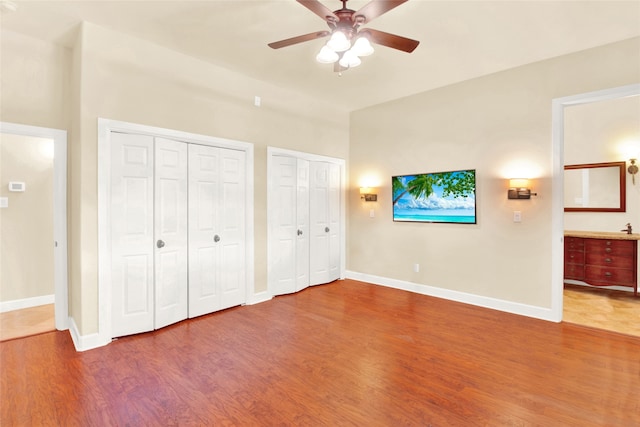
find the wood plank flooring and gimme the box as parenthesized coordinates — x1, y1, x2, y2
(563, 284, 640, 337)
(0, 304, 55, 342)
(1, 279, 639, 426)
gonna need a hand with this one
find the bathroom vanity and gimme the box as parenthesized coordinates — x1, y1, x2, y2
(564, 231, 639, 296)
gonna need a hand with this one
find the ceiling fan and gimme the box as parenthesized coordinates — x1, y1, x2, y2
(268, 0, 419, 72)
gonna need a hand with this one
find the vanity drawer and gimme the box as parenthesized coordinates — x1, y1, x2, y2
(585, 239, 635, 256)
(564, 250, 585, 265)
(585, 265, 635, 286)
(564, 263, 585, 280)
(585, 252, 635, 269)
(564, 237, 585, 250)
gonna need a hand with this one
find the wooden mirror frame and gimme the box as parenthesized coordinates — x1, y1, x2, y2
(564, 161, 626, 212)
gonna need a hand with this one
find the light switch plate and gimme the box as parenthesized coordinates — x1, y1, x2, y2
(0, 197, 8, 208)
(513, 211, 522, 222)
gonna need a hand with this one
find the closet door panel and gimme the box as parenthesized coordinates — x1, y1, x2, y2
(154, 138, 188, 329)
(328, 162, 341, 280)
(188, 144, 221, 318)
(295, 159, 310, 292)
(219, 149, 246, 309)
(110, 132, 155, 337)
(309, 161, 331, 285)
(269, 155, 297, 296)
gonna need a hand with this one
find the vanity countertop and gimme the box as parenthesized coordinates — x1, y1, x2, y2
(564, 230, 640, 241)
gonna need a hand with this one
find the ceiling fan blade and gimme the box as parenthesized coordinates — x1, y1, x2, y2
(361, 28, 419, 53)
(268, 31, 330, 49)
(354, 0, 409, 24)
(297, 0, 339, 22)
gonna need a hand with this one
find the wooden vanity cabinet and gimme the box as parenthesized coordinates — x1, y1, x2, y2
(564, 237, 585, 280)
(563, 235, 638, 296)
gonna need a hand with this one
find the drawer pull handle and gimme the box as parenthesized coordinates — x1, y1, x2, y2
(606, 241, 612, 246)
(605, 248, 612, 253)
(605, 258, 612, 263)
(604, 272, 613, 277)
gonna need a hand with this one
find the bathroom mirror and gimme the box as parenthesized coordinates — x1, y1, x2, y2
(564, 161, 626, 212)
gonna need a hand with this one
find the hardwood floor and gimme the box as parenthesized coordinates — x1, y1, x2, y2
(2, 279, 639, 426)
(563, 284, 640, 337)
(0, 304, 55, 342)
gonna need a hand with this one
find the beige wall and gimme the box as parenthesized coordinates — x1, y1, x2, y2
(0, 134, 54, 301)
(564, 95, 640, 231)
(349, 38, 640, 308)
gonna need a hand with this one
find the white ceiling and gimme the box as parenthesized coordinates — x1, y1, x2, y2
(2, 0, 639, 111)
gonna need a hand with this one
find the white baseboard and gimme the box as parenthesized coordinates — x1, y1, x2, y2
(247, 290, 272, 305)
(0, 294, 55, 313)
(564, 279, 635, 293)
(69, 317, 111, 352)
(345, 270, 557, 322)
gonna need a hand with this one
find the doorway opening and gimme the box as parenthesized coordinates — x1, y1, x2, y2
(552, 83, 640, 335)
(0, 122, 68, 338)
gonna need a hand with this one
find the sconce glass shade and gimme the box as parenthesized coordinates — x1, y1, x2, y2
(351, 36, 374, 56)
(509, 178, 529, 189)
(316, 45, 339, 64)
(326, 30, 351, 52)
(339, 50, 361, 68)
(359, 187, 373, 195)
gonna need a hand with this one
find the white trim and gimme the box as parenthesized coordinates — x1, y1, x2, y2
(0, 122, 68, 331)
(551, 83, 640, 324)
(97, 118, 255, 348)
(245, 290, 272, 305)
(68, 317, 105, 352)
(346, 271, 556, 321)
(266, 146, 347, 298)
(0, 294, 55, 313)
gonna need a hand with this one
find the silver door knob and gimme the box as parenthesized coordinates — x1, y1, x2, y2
(214, 235, 221, 242)
(157, 239, 165, 248)
(325, 227, 330, 233)
(297, 229, 303, 236)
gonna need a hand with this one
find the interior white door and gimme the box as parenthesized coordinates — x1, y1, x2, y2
(309, 161, 340, 286)
(295, 158, 310, 292)
(218, 148, 246, 309)
(188, 144, 246, 317)
(153, 138, 188, 329)
(110, 132, 155, 337)
(270, 156, 311, 296)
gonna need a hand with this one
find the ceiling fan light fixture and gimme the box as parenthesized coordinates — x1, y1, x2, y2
(339, 50, 361, 68)
(316, 45, 339, 64)
(351, 35, 374, 57)
(326, 30, 351, 52)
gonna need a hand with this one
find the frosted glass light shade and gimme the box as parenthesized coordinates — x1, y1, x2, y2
(351, 36, 374, 56)
(339, 50, 361, 68)
(327, 31, 351, 52)
(316, 46, 339, 64)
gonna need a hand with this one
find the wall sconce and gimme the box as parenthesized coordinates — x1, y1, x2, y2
(508, 178, 536, 199)
(628, 159, 638, 185)
(360, 187, 377, 202)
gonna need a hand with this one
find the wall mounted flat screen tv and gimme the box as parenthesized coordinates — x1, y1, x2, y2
(392, 169, 476, 224)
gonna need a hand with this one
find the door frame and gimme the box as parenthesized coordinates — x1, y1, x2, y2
(266, 146, 346, 297)
(550, 83, 640, 322)
(0, 122, 68, 331)
(97, 118, 254, 346)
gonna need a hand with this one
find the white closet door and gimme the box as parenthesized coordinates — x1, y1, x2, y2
(154, 138, 188, 329)
(188, 144, 221, 317)
(327, 162, 340, 281)
(270, 155, 297, 295)
(219, 148, 246, 309)
(309, 161, 332, 285)
(295, 158, 310, 292)
(189, 144, 245, 316)
(110, 132, 155, 337)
